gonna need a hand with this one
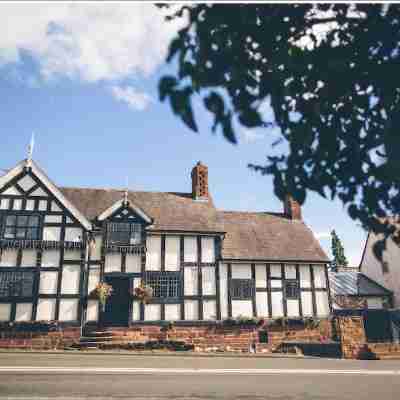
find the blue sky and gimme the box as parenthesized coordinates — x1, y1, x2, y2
(0, 3, 366, 265)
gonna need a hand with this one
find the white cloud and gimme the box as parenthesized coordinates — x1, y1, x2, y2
(110, 85, 152, 111)
(0, 3, 185, 82)
(240, 128, 265, 144)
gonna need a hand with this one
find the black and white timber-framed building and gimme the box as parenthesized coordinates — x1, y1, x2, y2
(0, 157, 331, 326)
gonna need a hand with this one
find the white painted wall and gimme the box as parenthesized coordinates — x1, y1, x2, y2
(31, 187, 47, 197)
(255, 264, 267, 288)
(13, 199, 22, 210)
(203, 299, 216, 320)
(65, 228, 83, 242)
(146, 236, 161, 270)
(301, 292, 313, 316)
(165, 236, 180, 271)
(219, 263, 228, 319)
(44, 215, 62, 224)
(91, 235, 102, 260)
(202, 266, 216, 295)
(270, 264, 282, 278)
(0, 198, 9, 209)
(286, 299, 300, 317)
(231, 264, 251, 279)
(184, 266, 198, 295)
(232, 300, 253, 318)
(256, 292, 269, 317)
(299, 265, 311, 288)
(38, 200, 47, 211)
(165, 304, 180, 321)
(144, 304, 161, 320)
(201, 237, 215, 263)
(51, 202, 62, 212)
(64, 250, 81, 261)
(26, 199, 35, 211)
(184, 300, 199, 320)
(41, 250, 60, 267)
(59, 299, 78, 321)
(42, 227, 61, 241)
(104, 253, 122, 273)
(367, 297, 384, 309)
(36, 299, 56, 320)
(39, 271, 58, 294)
(285, 265, 297, 279)
(17, 175, 36, 191)
(0, 303, 11, 321)
(126, 254, 141, 273)
(87, 268, 100, 294)
(132, 301, 140, 321)
(313, 265, 327, 288)
(315, 291, 330, 316)
(15, 303, 32, 321)
(20, 250, 37, 267)
(271, 292, 284, 317)
(61, 265, 80, 294)
(184, 237, 197, 263)
(86, 300, 98, 321)
(0, 250, 18, 267)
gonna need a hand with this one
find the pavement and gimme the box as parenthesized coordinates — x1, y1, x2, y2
(0, 352, 399, 399)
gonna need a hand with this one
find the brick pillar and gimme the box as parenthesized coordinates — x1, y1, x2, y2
(191, 161, 209, 200)
(337, 316, 367, 359)
(284, 195, 302, 220)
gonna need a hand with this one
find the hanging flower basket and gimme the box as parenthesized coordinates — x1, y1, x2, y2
(132, 282, 153, 304)
(92, 282, 113, 312)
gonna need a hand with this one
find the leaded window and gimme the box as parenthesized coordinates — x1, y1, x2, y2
(230, 279, 255, 300)
(0, 270, 35, 297)
(284, 280, 300, 299)
(145, 271, 182, 298)
(106, 222, 142, 245)
(1, 214, 41, 240)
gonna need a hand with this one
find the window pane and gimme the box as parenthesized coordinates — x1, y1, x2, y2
(26, 228, 39, 239)
(16, 228, 25, 239)
(28, 216, 39, 227)
(5, 216, 16, 226)
(17, 216, 28, 227)
(4, 227, 15, 238)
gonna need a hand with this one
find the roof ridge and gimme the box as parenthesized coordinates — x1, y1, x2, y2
(218, 210, 285, 216)
(60, 186, 191, 196)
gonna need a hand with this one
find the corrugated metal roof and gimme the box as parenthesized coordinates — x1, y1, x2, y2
(329, 272, 392, 296)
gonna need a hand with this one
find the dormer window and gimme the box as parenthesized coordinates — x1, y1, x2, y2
(1, 214, 41, 240)
(106, 222, 142, 245)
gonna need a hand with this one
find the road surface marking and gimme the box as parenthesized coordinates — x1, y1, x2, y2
(0, 367, 399, 375)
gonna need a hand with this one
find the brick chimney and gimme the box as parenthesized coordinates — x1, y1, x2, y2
(191, 161, 209, 200)
(284, 195, 302, 220)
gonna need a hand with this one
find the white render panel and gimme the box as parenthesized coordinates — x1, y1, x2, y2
(132, 301, 140, 321)
(144, 304, 161, 321)
(184, 300, 199, 320)
(219, 263, 228, 319)
(41, 250, 60, 267)
(300, 265, 311, 288)
(44, 215, 62, 224)
(165, 304, 180, 321)
(133, 277, 141, 290)
(271, 292, 284, 317)
(64, 250, 81, 261)
(285, 265, 297, 279)
(286, 299, 300, 317)
(201, 237, 215, 263)
(51, 202, 62, 212)
(13, 199, 22, 210)
(125, 254, 141, 273)
(315, 291, 330, 316)
(270, 264, 282, 278)
(0, 250, 18, 267)
(301, 292, 313, 316)
(38, 200, 47, 211)
(256, 292, 269, 317)
(202, 266, 216, 295)
(91, 235, 102, 260)
(65, 228, 83, 242)
(39, 271, 58, 294)
(367, 297, 384, 309)
(232, 300, 253, 318)
(31, 187, 47, 197)
(88, 269, 100, 294)
(184, 266, 198, 295)
(0, 198, 9, 210)
(313, 265, 327, 288)
(231, 264, 251, 279)
(36, 299, 56, 320)
(15, 303, 33, 321)
(3, 186, 21, 195)
(184, 236, 197, 263)
(18, 175, 36, 191)
(270, 279, 282, 288)
(146, 236, 161, 270)
(255, 264, 267, 288)
(42, 227, 61, 241)
(165, 236, 180, 271)
(104, 253, 122, 273)
(61, 265, 80, 294)
(21, 250, 37, 267)
(203, 300, 217, 320)
(25, 199, 35, 211)
(0, 303, 11, 321)
(59, 299, 78, 321)
(86, 300, 98, 321)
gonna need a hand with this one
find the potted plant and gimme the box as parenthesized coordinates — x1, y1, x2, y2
(92, 282, 113, 312)
(133, 281, 153, 304)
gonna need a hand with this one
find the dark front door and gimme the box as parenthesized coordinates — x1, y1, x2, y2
(102, 275, 130, 326)
(364, 309, 392, 343)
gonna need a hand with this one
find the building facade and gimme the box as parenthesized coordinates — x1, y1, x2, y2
(0, 158, 330, 327)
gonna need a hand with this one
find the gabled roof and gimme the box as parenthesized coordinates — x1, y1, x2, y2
(97, 198, 153, 223)
(0, 160, 92, 231)
(217, 211, 329, 262)
(329, 272, 392, 297)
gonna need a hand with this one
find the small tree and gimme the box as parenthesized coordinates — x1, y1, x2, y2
(331, 230, 348, 271)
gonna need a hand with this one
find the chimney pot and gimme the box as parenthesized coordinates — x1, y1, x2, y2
(191, 162, 209, 200)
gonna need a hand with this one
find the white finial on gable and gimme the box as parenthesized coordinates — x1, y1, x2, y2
(124, 176, 129, 204)
(26, 132, 35, 168)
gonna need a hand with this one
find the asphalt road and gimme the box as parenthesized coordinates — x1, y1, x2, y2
(0, 352, 399, 399)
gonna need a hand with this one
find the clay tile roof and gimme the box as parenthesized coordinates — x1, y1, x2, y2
(59, 187, 328, 262)
(217, 211, 329, 262)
